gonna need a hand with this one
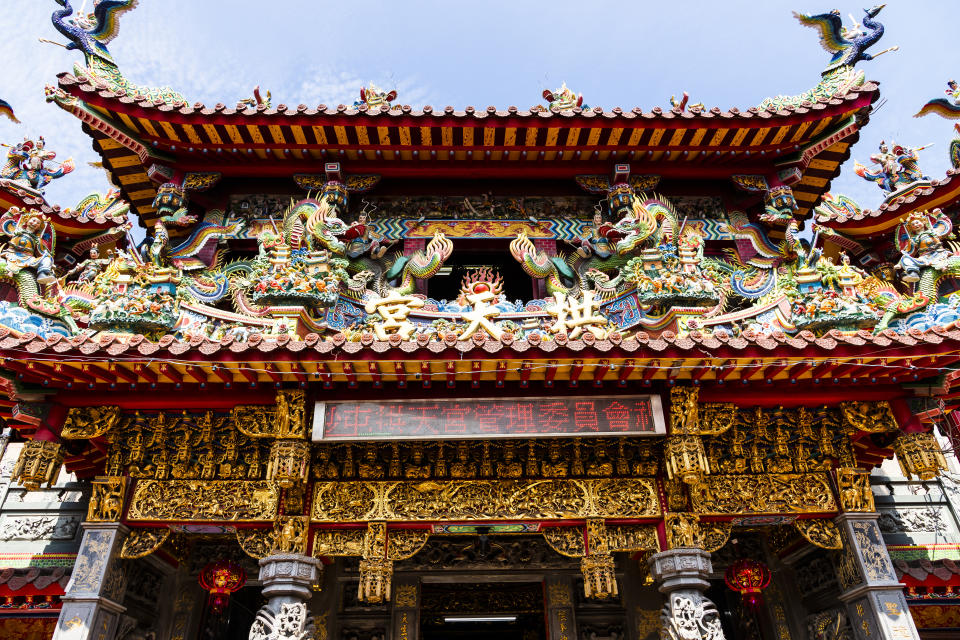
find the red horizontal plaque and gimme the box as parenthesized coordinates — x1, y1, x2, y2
(312, 396, 665, 441)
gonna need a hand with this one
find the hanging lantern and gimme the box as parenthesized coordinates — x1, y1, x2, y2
(11, 440, 64, 491)
(267, 440, 310, 489)
(199, 560, 246, 614)
(581, 554, 619, 599)
(724, 559, 771, 611)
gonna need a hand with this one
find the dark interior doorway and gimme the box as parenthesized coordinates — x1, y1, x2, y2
(426, 240, 534, 303)
(419, 582, 546, 640)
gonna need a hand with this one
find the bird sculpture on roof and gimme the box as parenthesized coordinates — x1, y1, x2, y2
(51, 0, 139, 64)
(793, 5, 897, 74)
(0, 98, 18, 124)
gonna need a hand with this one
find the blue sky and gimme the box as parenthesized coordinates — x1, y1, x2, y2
(1, 1, 957, 215)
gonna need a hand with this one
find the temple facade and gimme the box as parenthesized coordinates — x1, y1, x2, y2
(3, 3, 960, 640)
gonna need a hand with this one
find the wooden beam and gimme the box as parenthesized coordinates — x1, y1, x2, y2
(342, 362, 358, 388)
(495, 361, 508, 388)
(641, 360, 661, 383)
(394, 362, 407, 388)
(210, 364, 234, 386)
(544, 360, 559, 388)
(762, 359, 789, 382)
(108, 363, 140, 386)
(184, 365, 207, 385)
(317, 362, 333, 388)
(445, 362, 456, 388)
(370, 362, 383, 388)
(420, 362, 431, 389)
(617, 359, 635, 387)
(519, 361, 533, 388)
(787, 361, 814, 383)
(714, 360, 736, 382)
(738, 359, 763, 382)
(569, 360, 584, 388)
(156, 363, 183, 385)
(830, 359, 863, 380)
(237, 364, 258, 386)
(471, 361, 483, 388)
(809, 361, 838, 381)
(262, 363, 282, 384)
(592, 359, 610, 387)
(289, 362, 307, 384)
(690, 359, 712, 383)
(133, 363, 159, 385)
(5, 361, 64, 387)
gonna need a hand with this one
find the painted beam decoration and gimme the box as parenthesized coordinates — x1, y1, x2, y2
(313, 396, 665, 440)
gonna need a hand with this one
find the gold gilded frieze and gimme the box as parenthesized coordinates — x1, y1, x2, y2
(128, 480, 279, 521)
(312, 478, 659, 522)
(690, 473, 836, 515)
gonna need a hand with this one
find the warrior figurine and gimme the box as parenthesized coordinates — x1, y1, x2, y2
(896, 210, 956, 283)
(855, 140, 929, 194)
(0, 137, 75, 191)
(0, 209, 56, 285)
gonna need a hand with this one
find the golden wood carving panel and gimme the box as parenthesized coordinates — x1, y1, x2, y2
(128, 480, 279, 522)
(690, 473, 836, 515)
(311, 478, 659, 522)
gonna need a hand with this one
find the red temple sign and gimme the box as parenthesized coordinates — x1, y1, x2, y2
(312, 396, 665, 441)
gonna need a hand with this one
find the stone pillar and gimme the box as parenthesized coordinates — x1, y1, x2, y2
(249, 553, 322, 640)
(834, 513, 920, 640)
(648, 548, 726, 640)
(52, 522, 128, 640)
(545, 577, 578, 640)
(391, 577, 420, 640)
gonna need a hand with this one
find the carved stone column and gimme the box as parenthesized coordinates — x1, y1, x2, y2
(391, 578, 420, 640)
(545, 578, 578, 640)
(52, 522, 128, 640)
(834, 512, 920, 640)
(648, 548, 727, 640)
(249, 553, 322, 640)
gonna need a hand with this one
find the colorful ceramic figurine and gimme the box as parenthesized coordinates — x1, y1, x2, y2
(854, 141, 929, 194)
(542, 82, 587, 111)
(895, 210, 960, 286)
(0, 137, 74, 191)
(354, 83, 397, 110)
(793, 5, 896, 74)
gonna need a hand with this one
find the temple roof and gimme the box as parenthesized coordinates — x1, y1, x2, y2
(816, 167, 960, 237)
(0, 180, 126, 237)
(52, 72, 880, 225)
(2, 324, 956, 390)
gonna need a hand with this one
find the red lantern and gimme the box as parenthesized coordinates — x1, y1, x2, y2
(199, 560, 246, 614)
(724, 559, 771, 611)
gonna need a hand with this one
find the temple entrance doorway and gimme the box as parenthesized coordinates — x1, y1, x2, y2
(419, 582, 546, 640)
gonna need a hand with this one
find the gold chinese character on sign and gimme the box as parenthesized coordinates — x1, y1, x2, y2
(548, 290, 607, 339)
(458, 289, 502, 340)
(365, 291, 424, 340)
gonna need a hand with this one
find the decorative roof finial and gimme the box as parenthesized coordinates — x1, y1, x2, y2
(239, 86, 272, 109)
(793, 5, 898, 75)
(542, 82, 587, 111)
(355, 83, 398, 110)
